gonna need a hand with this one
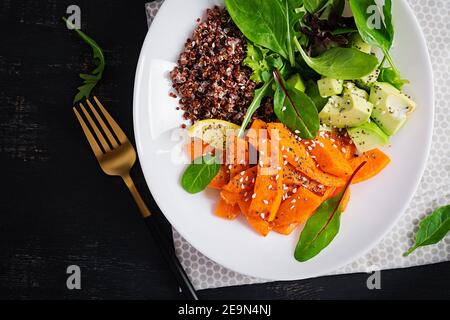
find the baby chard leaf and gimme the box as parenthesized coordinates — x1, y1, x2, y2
(181, 155, 221, 194)
(404, 205, 450, 257)
(295, 161, 367, 262)
(273, 69, 320, 140)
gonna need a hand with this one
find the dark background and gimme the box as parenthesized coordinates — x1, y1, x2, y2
(0, 0, 448, 300)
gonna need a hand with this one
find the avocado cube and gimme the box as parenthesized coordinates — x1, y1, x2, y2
(287, 73, 306, 92)
(319, 93, 373, 128)
(356, 68, 381, 90)
(348, 122, 389, 153)
(349, 33, 372, 54)
(369, 82, 416, 136)
(317, 78, 344, 97)
(343, 81, 369, 100)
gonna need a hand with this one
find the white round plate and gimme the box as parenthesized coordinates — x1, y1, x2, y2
(133, 0, 434, 280)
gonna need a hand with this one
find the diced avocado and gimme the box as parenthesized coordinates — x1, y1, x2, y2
(348, 122, 389, 153)
(356, 68, 381, 90)
(286, 73, 306, 92)
(317, 78, 344, 97)
(319, 93, 373, 128)
(343, 81, 369, 100)
(369, 82, 416, 136)
(349, 33, 372, 54)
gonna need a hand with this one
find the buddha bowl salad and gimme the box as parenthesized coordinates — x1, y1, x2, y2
(171, 0, 417, 261)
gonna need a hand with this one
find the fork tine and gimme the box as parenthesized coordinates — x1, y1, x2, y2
(93, 96, 128, 144)
(79, 102, 111, 152)
(73, 107, 103, 158)
(86, 99, 119, 148)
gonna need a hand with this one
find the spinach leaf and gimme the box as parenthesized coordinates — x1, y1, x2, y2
(273, 70, 319, 140)
(378, 67, 409, 90)
(303, 0, 328, 13)
(305, 79, 328, 111)
(225, 0, 289, 59)
(238, 78, 274, 138)
(294, 37, 379, 79)
(295, 162, 367, 262)
(63, 17, 105, 103)
(181, 155, 221, 194)
(348, 0, 398, 73)
(404, 205, 450, 257)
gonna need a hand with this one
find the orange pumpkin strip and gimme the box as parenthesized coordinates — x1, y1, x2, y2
(267, 123, 345, 187)
(214, 198, 240, 220)
(222, 166, 257, 193)
(349, 149, 391, 184)
(249, 138, 283, 222)
(208, 165, 230, 190)
(227, 137, 249, 178)
(305, 133, 353, 177)
(273, 187, 323, 228)
(272, 223, 299, 235)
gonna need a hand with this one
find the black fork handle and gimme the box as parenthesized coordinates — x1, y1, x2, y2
(144, 215, 198, 300)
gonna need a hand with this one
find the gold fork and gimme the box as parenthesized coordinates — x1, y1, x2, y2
(73, 97, 198, 300)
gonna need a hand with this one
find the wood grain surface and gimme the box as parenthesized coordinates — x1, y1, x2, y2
(0, 0, 448, 300)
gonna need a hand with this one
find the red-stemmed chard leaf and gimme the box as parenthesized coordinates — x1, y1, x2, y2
(273, 69, 320, 140)
(295, 161, 367, 262)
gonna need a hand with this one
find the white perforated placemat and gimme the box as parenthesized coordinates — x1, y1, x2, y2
(145, 0, 450, 290)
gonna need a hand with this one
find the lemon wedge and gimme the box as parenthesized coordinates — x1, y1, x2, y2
(188, 119, 240, 149)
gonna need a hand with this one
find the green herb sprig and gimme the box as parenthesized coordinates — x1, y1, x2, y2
(63, 17, 105, 103)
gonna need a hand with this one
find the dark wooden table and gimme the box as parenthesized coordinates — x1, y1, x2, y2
(0, 0, 449, 300)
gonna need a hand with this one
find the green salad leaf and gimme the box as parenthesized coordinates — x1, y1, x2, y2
(295, 161, 367, 262)
(348, 0, 399, 74)
(305, 79, 328, 111)
(294, 37, 379, 79)
(181, 156, 221, 194)
(404, 205, 450, 257)
(273, 70, 319, 139)
(379, 67, 409, 90)
(244, 43, 283, 84)
(225, 0, 290, 59)
(303, 0, 328, 13)
(238, 78, 274, 138)
(63, 17, 105, 103)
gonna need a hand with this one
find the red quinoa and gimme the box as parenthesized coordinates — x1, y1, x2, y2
(170, 6, 275, 125)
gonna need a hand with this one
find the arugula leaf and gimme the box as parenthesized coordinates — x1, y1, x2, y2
(294, 37, 379, 79)
(404, 205, 450, 257)
(243, 43, 283, 84)
(63, 17, 105, 103)
(181, 155, 221, 194)
(295, 161, 367, 262)
(273, 70, 319, 140)
(225, 0, 290, 59)
(238, 78, 274, 138)
(378, 67, 409, 90)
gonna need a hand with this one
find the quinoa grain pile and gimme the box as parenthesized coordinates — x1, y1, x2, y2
(170, 6, 275, 125)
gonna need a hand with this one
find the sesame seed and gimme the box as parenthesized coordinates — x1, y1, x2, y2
(263, 200, 269, 205)
(290, 205, 295, 210)
(252, 193, 257, 199)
